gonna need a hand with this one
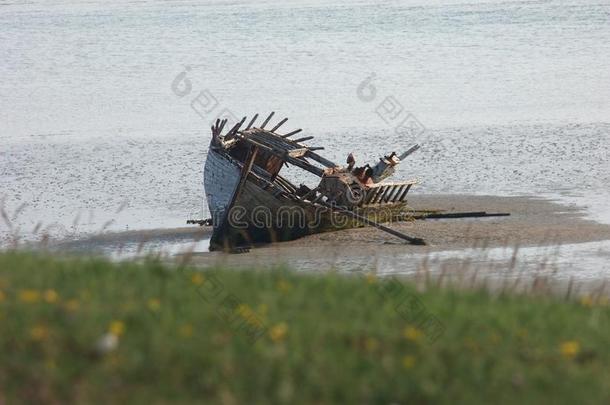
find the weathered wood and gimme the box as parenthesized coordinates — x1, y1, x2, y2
(238, 136, 325, 177)
(365, 187, 381, 204)
(226, 116, 247, 138)
(369, 180, 418, 187)
(260, 112, 275, 129)
(288, 148, 309, 158)
(391, 185, 406, 203)
(292, 136, 314, 143)
(281, 128, 303, 138)
(217, 119, 227, 136)
(245, 114, 259, 130)
(270, 118, 288, 132)
(211, 146, 260, 250)
(339, 207, 425, 245)
(371, 186, 386, 204)
(398, 144, 420, 160)
(414, 212, 510, 220)
(305, 150, 337, 168)
(397, 184, 412, 201)
(383, 185, 398, 203)
(298, 197, 425, 245)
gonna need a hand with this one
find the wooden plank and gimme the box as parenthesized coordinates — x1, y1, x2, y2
(292, 136, 314, 143)
(362, 189, 374, 205)
(398, 184, 412, 201)
(296, 197, 425, 245)
(226, 116, 246, 138)
(217, 119, 227, 136)
(368, 180, 418, 187)
(245, 113, 259, 130)
(305, 150, 337, 168)
(288, 148, 308, 158)
(379, 186, 394, 203)
(391, 185, 406, 203)
(260, 112, 275, 129)
(398, 144, 420, 160)
(416, 212, 510, 220)
(281, 128, 302, 138)
(238, 136, 325, 177)
(371, 186, 385, 204)
(383, 185, 399, 203)
(270, 117, 288, 132)
(211, 146, 259, 250)
(366, 187, 384, 204)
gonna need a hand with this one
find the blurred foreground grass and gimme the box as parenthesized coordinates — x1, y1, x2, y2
(0, 251, 609, 404)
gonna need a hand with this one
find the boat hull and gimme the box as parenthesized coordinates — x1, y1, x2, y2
(203, 147, 241, 223)
(204, 149, 408, 250)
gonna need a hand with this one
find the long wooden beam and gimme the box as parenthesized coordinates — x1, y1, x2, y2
(238, 136, 325, 177)
(281, 128, 302, 138)
(305, 150, 336, 168)
(270, 118, 288, 132)
(245, 114, 259, 130)
(260, 112, 275, 129)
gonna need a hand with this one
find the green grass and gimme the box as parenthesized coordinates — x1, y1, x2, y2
(0, 252, 609, 404)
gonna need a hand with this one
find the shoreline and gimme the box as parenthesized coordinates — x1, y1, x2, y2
(51, 193, 610, 257)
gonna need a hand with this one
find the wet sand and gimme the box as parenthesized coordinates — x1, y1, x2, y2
(53, 195, 610, 269)
(175, 194, 610, 270)
(294, 194, 610, 249)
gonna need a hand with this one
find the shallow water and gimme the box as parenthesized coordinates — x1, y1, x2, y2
(1, 0, 609, 277)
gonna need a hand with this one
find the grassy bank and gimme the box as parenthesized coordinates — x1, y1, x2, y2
(0, 252, 609, 404)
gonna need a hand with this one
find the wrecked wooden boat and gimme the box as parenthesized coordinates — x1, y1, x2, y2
(203, 112, 425, 252)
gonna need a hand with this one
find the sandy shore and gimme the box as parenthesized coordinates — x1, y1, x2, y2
(293, 194, 610, 249)
(52, 194, 610, 269)
(161, 194, 607, 271)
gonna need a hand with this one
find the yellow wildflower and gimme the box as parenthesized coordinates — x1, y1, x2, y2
(179, 323, 194, 338)
(109, 321, 125, 337)
(580, 295, 593, 308)
(19, 289, 40, 303)
(236, 303, 252, 317)
(402, 355, 416, 369)
(403, 326, 424, 342)
(464, 337, 480, 352)
(365, 272, 377, 284)
(516, 328, 528, 339)
(43, 289, 59, 304)
(64, 299, 80, 312)
(365, 337, 379, 352)
(276, 280, 292, 293)
(30, 325, 49, 341)
(147, 298, 161, 312)
(560, 341, 580, 359)
(490, 332, 501, 344)
(0, 290, 5, 302)
(191, 273, 205, 286)
(269, 322, 288, 342)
